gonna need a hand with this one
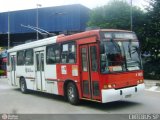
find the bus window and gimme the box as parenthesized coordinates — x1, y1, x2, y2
(61, 42, 76, 64)
(46, 44, 60, 64)
(36, 54, 40, 71)
(17, 51, 25, 65)
(25, 49, 33, 65)
(90, 46, 98, 71)
(81, 48, 88, 71)
(41, 53, 44, 71)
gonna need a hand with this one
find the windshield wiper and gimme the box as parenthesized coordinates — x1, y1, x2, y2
(128, 39, 132, 58)
(110, 38, 121, 53)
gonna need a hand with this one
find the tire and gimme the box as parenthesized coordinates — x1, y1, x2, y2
(20, 78, 28, 94)
(67, 82, 79, 105)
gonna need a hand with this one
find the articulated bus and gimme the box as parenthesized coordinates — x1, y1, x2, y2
(7, 29, 145, 105)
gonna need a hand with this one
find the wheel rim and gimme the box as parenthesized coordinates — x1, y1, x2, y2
(68, 86, 74, 101)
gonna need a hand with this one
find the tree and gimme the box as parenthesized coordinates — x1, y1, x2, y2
(87, 0, 146, 49)
(87, 0, 145, 29)
(88, 0, 130, 29)
(144, 0, 160, 60)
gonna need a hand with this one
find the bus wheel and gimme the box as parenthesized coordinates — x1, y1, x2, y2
(20, 78, 28, 94)
(67, 82, 79, 105)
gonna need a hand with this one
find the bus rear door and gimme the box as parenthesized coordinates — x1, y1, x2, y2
(35, 50, 45, 91)
(10, 54, 16, 85)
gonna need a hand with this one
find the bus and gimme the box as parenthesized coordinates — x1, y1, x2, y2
(0, 57, 7, 76)
(7, 29, 145, 105)
(0, 50, 7, 77)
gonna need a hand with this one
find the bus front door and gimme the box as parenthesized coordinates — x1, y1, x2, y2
(10, 55, 16, 85)
(35, 51, 45, 91)
(80, 44, 101, 101)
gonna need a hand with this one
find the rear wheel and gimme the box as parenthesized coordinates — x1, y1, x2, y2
(67, 82, 79, 105)
(20, 78, 28, 94)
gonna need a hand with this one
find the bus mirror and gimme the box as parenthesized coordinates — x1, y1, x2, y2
(100, 44, 105, 54)
(101, 54, 106, 62)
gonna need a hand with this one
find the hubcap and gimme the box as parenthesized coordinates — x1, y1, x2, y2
(68, 87, 74, 100)
(21, 81, 25, 92)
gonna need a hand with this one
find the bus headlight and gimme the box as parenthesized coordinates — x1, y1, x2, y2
(108, 84, 112, 89)
(137, 80, 144, 84)
(140, 79, 144, 83)
(103, 84, 116, 89)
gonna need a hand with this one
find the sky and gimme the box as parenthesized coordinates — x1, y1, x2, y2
(0, 0, 149, 12)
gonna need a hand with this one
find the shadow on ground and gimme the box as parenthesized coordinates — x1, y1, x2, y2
(80, 100, 140, 112)
(13, 88, 141, 112)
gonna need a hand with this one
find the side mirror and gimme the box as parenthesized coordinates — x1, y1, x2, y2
(101, 54, 106, 62)
(100, 44, 105, 54)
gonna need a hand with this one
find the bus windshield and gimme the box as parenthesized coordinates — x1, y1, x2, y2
(100, 32, 142, 73)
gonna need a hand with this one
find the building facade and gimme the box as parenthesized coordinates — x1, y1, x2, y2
(0, 4, 90, 47)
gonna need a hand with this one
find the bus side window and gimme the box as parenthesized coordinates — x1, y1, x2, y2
(25, 49, 33, 65)
(46, 44, 60, 64)
(61, 42, 76, 64)
(17, 51, 25, 65)
(68, 43, 76, 63)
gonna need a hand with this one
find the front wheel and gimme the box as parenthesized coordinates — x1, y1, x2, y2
(67, 82, 79, 105)
(20, 78, 28, 94)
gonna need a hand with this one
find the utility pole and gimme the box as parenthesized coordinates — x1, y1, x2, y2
(130, 0, 133, 31)
(36, 4, 42, 40)
(8, 11, 10, 49)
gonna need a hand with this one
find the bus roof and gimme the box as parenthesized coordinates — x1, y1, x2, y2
(8, 29, 132, 53)
(57, 29, 132, 43)
(8, 36, 58, 53)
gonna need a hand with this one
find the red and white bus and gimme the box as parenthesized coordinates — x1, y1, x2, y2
(7, 29, 145, 105)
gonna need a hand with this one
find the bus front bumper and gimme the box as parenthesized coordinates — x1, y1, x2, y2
(101, 83, 145, 103)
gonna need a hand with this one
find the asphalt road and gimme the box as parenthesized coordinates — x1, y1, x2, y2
(0, 78, 160, 120)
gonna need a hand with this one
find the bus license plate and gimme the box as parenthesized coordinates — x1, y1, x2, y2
(125, 94, 132, 98)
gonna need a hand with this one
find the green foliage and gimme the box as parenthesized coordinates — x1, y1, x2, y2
(87, 0, 145, 31)
(143, 59, 160, 80)
(87, 0, 146, 50)
(0, 70, 4, 75)
(143, 0, 160, 60)
(142, 0, 160, 80)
